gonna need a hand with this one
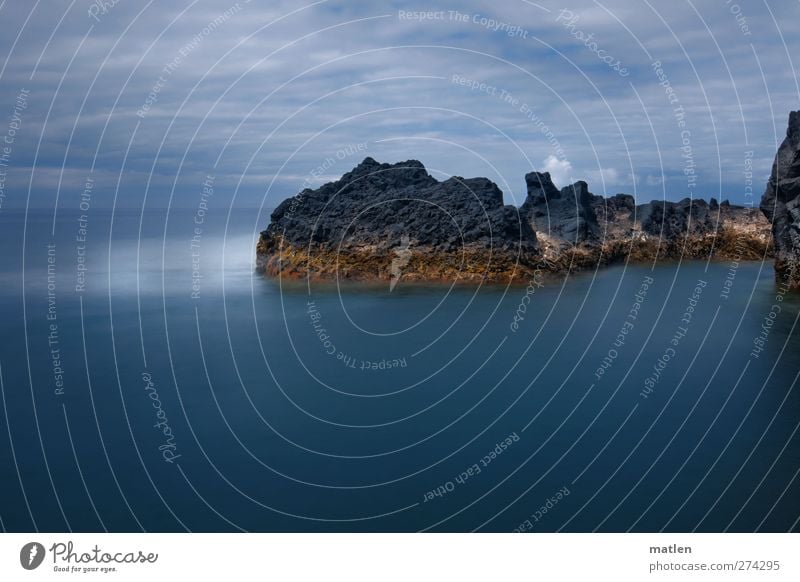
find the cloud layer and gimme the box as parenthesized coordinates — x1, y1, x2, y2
(0, 0, 798, 212)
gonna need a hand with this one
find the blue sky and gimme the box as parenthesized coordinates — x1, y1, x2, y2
(0, 0, 798, 211)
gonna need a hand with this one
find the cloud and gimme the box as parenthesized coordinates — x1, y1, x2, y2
(587, 167, 619, 184)
(542, 155, 573, 187)
(0, 0, 798, 209)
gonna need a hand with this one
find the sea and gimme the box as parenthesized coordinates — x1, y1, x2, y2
(0, 207, 798, 532)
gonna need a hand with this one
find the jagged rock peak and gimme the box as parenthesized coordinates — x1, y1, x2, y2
(520, 176, 599, 244)
(561, 181, 592, 204)
(524, 171, 561, 202)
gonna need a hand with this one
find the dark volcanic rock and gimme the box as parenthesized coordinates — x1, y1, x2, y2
(258, 155, 774, 284)
(520, 172, 599, 244)
(637, 198, 718, 238)
(258, 158, 539, 282)
(521, 172, 771, 267)
(631, 198, 769, 261)
(761, 111, 800, 288)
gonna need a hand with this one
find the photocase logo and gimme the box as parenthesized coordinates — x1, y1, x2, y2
(19, 542, 45, 570)
(389, 235, 412, 292)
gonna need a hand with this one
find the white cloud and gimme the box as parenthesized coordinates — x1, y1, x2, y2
(587, 167, 619, 184)
(542, 155, 573, 187)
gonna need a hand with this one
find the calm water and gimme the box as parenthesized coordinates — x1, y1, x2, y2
(0, 208, 798, 532)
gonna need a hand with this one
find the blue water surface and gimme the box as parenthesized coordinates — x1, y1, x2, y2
(0, 208, 798, 532)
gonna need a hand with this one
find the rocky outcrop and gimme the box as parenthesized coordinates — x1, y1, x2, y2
(521, 172, 771, 271)
(761, 111, 800, 288)
(257, 157, 539, 282)
(521, 173, 599, 244)
(258, 157, 773, 284)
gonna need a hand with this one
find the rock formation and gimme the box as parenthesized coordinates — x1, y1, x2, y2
(258, 157, 773, 284)
(520, 171, 771, 271)
(257, 157, 539, 282)
(761, 111, 800, 288)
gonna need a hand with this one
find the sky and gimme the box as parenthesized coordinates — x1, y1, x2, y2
(0, 0, 798, 212)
